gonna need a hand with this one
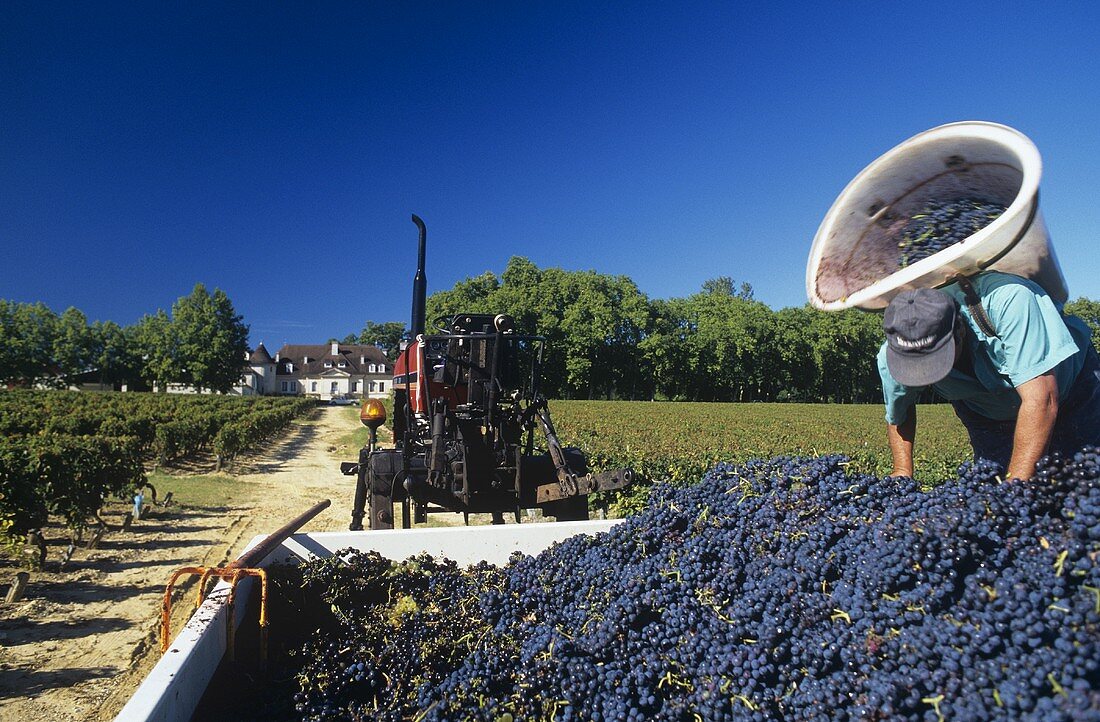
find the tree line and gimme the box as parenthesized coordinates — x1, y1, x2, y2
(8, 264, 1098, 403)
(0, 284, 249, 393)
(351, 257, 1100, 404)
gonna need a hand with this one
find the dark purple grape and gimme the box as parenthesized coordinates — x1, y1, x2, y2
(897, 198, 1007, 269)
(280, 450, 1100, 721)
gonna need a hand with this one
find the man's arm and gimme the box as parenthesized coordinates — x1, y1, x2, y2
(1006, 371, 1059, 480)
(886, 406, 916, 477)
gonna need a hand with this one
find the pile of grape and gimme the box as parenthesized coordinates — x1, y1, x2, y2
(287, 452, 1100, 721)
(897, 198, 1007, 268)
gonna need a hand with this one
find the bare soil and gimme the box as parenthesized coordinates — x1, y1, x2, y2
(0, 406, 371, 721)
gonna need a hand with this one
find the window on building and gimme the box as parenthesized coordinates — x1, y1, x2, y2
(378, 381, 385, 392)
(330, 382, 338, 394)
(324, 361, 332, 368)
(338, 361, 346, 368)
(281, 381, 288, 392)
(311, 382, 317, 392)
(290, 381, 297, 392)
(369, 381, 376, 392)
(351, 381, 358, 392)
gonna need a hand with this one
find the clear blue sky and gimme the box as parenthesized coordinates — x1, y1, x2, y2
(3, 1, 1100, 345)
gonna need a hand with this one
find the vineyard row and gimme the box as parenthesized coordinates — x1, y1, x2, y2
(0, 391, 316, 542)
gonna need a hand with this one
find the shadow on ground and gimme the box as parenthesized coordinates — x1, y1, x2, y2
(28, 579, 162, 604)
(0, 665, 117, 698)
(0, 615, 130, 645)
(231, 423, 320, 475)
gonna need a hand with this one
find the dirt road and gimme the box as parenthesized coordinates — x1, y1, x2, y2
(0, 406, 365, 721)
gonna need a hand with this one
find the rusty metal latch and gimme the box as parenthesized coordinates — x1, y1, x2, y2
(161, 566, 270, 662)
(159, 499, 331, 663)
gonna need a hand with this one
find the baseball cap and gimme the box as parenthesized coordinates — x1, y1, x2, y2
(883, 288, 958, 387)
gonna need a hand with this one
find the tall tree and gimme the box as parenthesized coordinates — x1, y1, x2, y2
(90, 320, 141, 388)
(133, 310, 176, 391)
(424, 271, 499, 328)
(803, 306, 883, 403)
(772, 306, 820, 401)
(639, 297, 693, 400)
(1066, 297, 1100, 353)
(171, 284, 250, 393)
(0, 300, 58, 387)
(357, 321, 407, 360)
(701, 276, 754, 300)
(53, 307, 95, 384)
(425, 259, 657, 398)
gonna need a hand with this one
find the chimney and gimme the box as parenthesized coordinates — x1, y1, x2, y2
(331, 341, 339, 356)
(275, 352, 280, 362)
(360, 355, 366, 365)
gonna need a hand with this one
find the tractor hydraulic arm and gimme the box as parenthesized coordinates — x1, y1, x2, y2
(427, 398, 448, 488)
(531, 399, 635, 502)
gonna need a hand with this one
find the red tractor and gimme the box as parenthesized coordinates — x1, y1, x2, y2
(342, 215, 635, 530)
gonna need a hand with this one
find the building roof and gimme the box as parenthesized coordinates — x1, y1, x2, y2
(249, 343, 274, 364)
(273, 343, 392, 379)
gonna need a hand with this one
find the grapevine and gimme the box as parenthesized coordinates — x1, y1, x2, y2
(0, 390, 316, 545)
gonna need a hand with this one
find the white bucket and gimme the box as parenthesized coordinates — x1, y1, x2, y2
(806, 121, 1068, 311)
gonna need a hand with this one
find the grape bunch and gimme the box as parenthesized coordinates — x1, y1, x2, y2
(285, 451, 1100, 721)
(897, 198, 1007, 268)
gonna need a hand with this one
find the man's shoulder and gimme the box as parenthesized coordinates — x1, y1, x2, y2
(877, 343, 910, 389)
(973, 273, 1065, 328)
(974, 272, 1045, 300)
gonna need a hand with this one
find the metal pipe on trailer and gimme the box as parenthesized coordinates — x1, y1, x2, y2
(159, 500, 332, 661)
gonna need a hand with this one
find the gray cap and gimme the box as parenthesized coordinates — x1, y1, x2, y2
(883, 288, 958, 387)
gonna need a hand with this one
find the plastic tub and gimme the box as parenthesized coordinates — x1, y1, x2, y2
(807, 121, 1068, 311)
(114, 521, 621, 722)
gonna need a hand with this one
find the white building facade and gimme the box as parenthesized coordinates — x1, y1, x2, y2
(235, 342, 391, 401)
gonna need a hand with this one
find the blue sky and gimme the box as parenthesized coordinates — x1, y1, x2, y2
(3, 2, 1100, 345)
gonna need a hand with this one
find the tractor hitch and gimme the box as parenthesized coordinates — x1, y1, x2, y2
(535, 468, 635, 504)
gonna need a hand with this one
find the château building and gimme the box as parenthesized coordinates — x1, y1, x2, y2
(237, 342, 392, 400)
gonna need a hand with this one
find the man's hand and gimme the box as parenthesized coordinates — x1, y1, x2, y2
(886, 407, 916, 477)
(1006, 372, 1059, 481)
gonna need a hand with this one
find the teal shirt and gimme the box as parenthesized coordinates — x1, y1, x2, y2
(879, 272, 1093, 425)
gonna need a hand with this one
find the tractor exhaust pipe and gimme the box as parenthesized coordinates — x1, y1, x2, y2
(410, 214, 427, 337)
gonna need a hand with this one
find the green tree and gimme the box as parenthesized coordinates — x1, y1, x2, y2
(802, 306, 883, 403)
(1065, 297, 1100, 353)
(90, 320, 141, 388)
(357, 321, 407, 360)
(559, 271, 650, 399)
(641, 290, 777, 402)
(0, 300, 59, 387)
(424, 259, 654, 399)
(132, 310, 176, 391)
(171, 284, 250, 393)
(639, 297, 693, 400)
(701, 276, 755, 301)
(424, 271, 499, 328)
(772, 306, 820, 401)
(53, 307, 95, 384)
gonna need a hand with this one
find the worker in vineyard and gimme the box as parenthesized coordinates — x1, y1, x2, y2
(878, 271, 1100, 481)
